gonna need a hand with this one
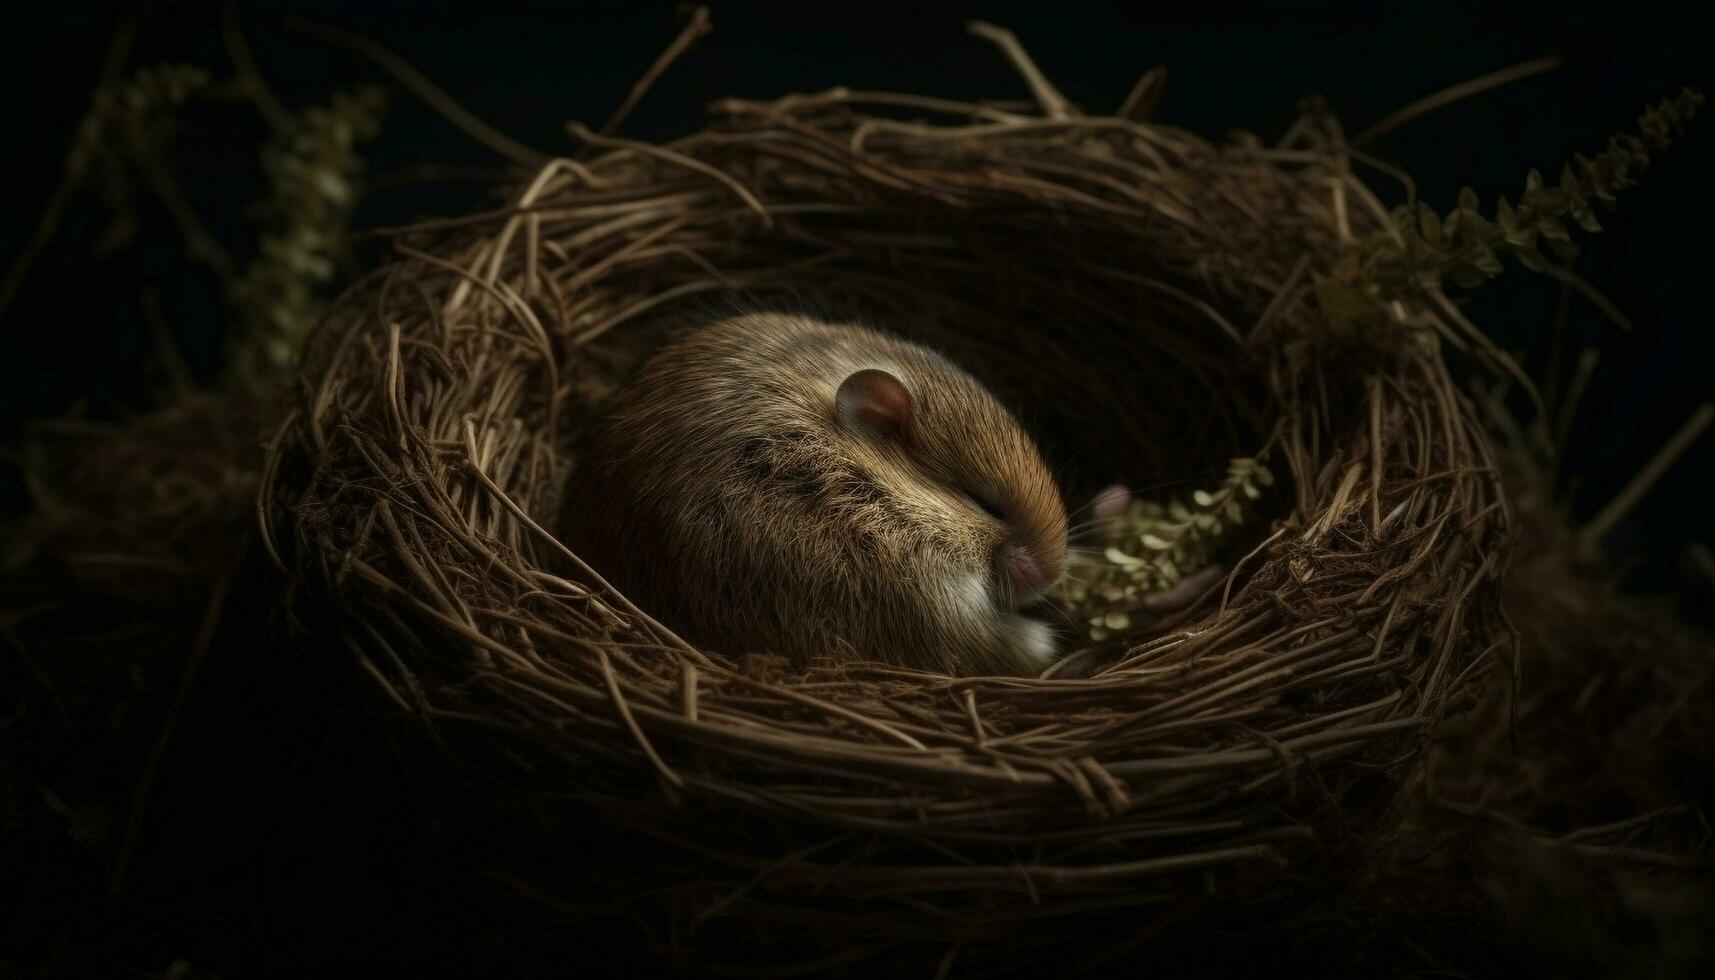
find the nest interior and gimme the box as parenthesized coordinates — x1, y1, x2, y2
(260, 81, 1511, 967)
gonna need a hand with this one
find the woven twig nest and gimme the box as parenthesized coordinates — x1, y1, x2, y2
(261, 56, 1511, 971)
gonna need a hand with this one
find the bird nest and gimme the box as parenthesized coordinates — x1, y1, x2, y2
(259, 42, 1512, 973)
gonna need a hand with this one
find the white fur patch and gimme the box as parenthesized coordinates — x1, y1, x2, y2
(947, 570, 991, 620)
(943, 570, 1056, 667)
(1012, 618, 1057, 666)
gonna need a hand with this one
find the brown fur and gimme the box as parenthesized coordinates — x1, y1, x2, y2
(558, 313, 1069, 675)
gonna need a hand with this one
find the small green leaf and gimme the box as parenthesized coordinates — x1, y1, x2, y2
(1313, 273, 1382, 331)
(1418, 202, 1446, 246)
(1511, 245, 1550, 273)
(1105, 547, 1147, 568)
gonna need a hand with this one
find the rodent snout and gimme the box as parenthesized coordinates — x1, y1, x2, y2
(999, 546, 1051, 607)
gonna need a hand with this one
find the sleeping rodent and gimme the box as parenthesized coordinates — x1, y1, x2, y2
(558, 312, 1070, 675)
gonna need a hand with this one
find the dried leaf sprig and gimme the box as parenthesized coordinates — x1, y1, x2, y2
(1055, 453, 1275, 641)
(1317, 88, 1704, 330)
(26, 52, 386, 383)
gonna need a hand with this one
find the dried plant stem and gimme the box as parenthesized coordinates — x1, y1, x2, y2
(219, 1, 289, 131)
(1352, 54, 1563, 147)
(1117, 66, 1167, 122)
(598, 6, 712, 137)
(0, 13, 145, 326)
(1553, 348, 1601, 455)
(966, 21, 1072, 120)
(137, 155, 237, 281)
(140, 285, 195, 392)
(280, 13, 550, 167)
(1535, 260, 1635, 333)
(0, 176, 83, 327)
(1579, 402, 1715, 551)
(107, 544, 243, 899)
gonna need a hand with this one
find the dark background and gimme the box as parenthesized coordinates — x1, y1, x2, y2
(3, 0, 1711, 603)
(1, 2, 1711, 976)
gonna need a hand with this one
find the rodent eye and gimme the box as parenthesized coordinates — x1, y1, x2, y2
(965, 489, 1005, 522)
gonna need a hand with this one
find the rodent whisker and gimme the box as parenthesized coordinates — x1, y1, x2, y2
(1066, 518, 1120, 539)
(1054, 565, 1103, 588)
(1062, 493, 1112, 525)
(1035, 597, 1080, 631)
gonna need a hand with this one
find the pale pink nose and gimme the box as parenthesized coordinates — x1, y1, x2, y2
(1002, 547, 1049, 606)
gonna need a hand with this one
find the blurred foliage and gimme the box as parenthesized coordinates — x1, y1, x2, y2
(227, 86, 387, 376)
(54, 58, 386, 384)
(74, 63, 221, 263)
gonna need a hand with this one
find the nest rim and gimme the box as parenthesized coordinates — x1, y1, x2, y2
(258, 73, 1514, 956)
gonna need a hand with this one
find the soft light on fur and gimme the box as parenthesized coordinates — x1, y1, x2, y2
(558, 313, 1070, 675)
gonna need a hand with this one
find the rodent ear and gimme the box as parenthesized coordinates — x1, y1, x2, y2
(836, 368, 912, 441)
